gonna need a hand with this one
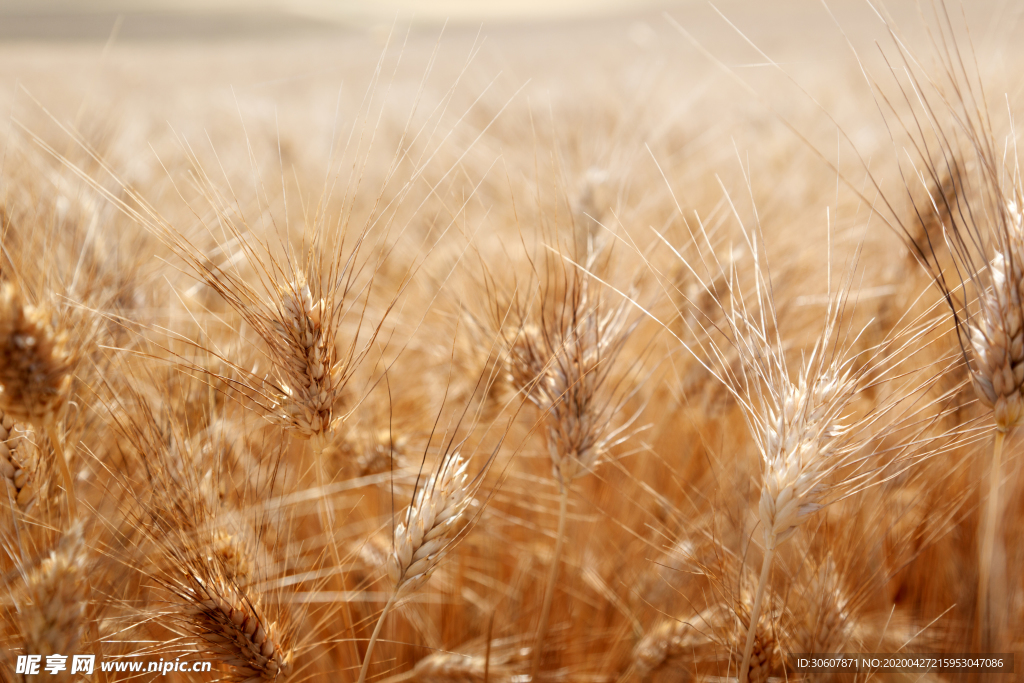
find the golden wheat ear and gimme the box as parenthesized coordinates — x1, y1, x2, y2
(267, 273, 337, 441)
(358, 443, 495, 683)
(664, 205, 939, 681)
(178, 575, 294, 681)
(491, 255, 645, 679)
(13, 524, 91, 682)
(634, 607, 720, 679)
(386, 452, 474, 594)
(867, 6, 1024, 647)
(634, 599, 785, 683)
(0, 284, 80, 521)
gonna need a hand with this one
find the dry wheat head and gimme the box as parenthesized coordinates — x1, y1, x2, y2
(387, 452, 473, 595)
(634, 607, 718, 677)
(0, 284, 74, 426)
(792, 558, 853, 654)
(634, 601, 783, 682)
(506, 277, 635, 488)
(209, 529, 257, 585)
(758, 367, 854, 548)
(968, 201, 1024, 430)
(412, 650, 512, 683)
(182, 574, 293, 682)
(17, 525, 89, 682)
(269, 274, 337, 441)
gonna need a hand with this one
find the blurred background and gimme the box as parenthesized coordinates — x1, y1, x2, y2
(0, 0, 680, 40)
(1, 0, 1014, 40)
(0, 0, 1017, 223)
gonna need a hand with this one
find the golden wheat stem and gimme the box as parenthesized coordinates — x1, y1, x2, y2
(531, 483, 571, 681)
(978, 429, 1006, 645)
(45, 420, 77, 520)
(739, 534, 775, 683)
(357, 592, 398, 683)
(311, 438, 341, 562)
(311, 437, 361, 668)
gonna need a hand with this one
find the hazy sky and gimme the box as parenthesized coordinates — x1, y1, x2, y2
(0, 0, 675, 22)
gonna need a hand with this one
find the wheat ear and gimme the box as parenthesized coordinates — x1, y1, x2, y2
(358, 452, 478, 683)
(373, 639, 518, 683)
(182, 575, 293, 681)
(738, 367, 853, 682)
(499, 264, 639, 679)
(636, 599, 780, 682)
(967, 206, 1024, 642)
(411, 650, 511, 683)
(18, 524, 89, 682)
(634, 609, 718, 677)
(0, 284, 78, 519)
(270, 275, 337, 440)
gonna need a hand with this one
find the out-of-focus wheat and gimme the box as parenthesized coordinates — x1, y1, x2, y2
(0, 284, 78, 520)
(14, 525, 90, 682)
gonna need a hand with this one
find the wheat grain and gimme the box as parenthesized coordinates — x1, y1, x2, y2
(0, 411, 36, 512)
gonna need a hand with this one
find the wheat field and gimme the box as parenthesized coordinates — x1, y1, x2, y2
(1, 1, 1024, 681)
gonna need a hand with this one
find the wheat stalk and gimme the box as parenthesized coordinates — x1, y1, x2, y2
(497, 258, 640, 679)
(864, 5, 1024, 646)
